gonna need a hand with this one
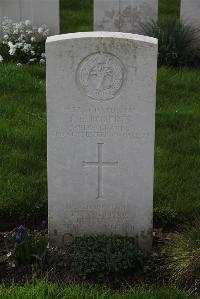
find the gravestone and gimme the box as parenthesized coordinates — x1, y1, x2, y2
(94, 0, 158, 34)
(46, 32, 158, 252)
(181, 0, 200, 32)
(0, 0, 59, 35)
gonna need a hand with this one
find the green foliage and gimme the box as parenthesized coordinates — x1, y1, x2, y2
(164, 219, 200, 294)
(4, 225, 48, 264)
(67, 235, 143, 277)
(0, 18, 47, 64)
(0, 280, 196, 299)
(0, 41, 45, 65)
(143, 19, 200, 67)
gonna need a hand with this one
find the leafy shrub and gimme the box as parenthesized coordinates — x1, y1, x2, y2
(4, 222, 48, 264)
(143, 19, 200, 67)
(67, 235, 144, 277)
(164, 219, 200, 294)
(0, 17, 48, 64)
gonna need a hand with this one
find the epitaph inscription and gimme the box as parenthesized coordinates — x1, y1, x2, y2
(76, 52, 125, 101)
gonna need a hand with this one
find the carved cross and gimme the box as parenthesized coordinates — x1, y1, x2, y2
(83, 143, 118, 199)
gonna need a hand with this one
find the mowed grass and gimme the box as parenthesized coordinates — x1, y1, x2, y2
(60, 0, 180, 34)
(0, 64, 199, 227)
(60, 0, 93, 33)
(0, 65, 47, 226)
(0, 281, 196, 299)
(155, 68, 200, 226)
(158, 0, 180, 22)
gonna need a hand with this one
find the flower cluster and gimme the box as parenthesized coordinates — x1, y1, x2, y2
(3, 220, 48, 264)
(15, 225, 32, 242)
(15, 220, 48, 243)
(0, 17, 49, 64)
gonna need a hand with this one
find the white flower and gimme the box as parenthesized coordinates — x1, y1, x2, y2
(38, 27, 43, 34)
(43, 29, 50, 37)
(0, 17, 49, 64)
(16, 63, 22, 67)
(22, 44, 32, 53)
(8, 41, 13, 47)
(40, 58, 45, 64)
(8, 42, 17, 55)
(29, 58, 37, 63)
(16, 42, 23, 48)
(25, 20, 32, 26)
(9, 47, 16, 55)
(15, 22, 24, 30)
(31, 36, 36, 42)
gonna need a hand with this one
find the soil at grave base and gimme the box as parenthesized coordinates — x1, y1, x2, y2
(0, 229, 172, 289)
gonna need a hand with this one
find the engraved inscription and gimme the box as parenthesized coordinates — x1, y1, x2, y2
(53, 105, 150, 140)
(76, 52, 125, 101)
(83, 143, 118, 199)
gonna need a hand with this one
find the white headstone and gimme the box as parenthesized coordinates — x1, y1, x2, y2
(181, 0, 200, 31)
(0, 0, 60, 35)
(94, 0, 158, 34)
(46, 32, 158, 252)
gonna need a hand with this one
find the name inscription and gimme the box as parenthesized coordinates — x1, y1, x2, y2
(53, 105, 150, 139)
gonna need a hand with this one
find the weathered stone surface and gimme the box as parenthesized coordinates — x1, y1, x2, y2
(94, 0, 158, 34)
(46, 32, 158, 252)
(181, 0, 200, 31)
(0, 0, 59, 35)
(0, 0, 21, 23)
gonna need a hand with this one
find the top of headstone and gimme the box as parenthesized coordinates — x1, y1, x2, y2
(46, 32, 158, 45)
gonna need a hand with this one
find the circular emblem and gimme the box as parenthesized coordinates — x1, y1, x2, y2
(76, 52, 125, 101)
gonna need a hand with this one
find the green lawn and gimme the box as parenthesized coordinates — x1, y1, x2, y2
(0, 65, 199, 227)
(60, 0, 93, 33)
(0, 65, 47, 225)
(158, 0, 180, 22)
(0, 281, 196, 299)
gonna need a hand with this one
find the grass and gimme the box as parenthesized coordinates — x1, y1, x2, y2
(0, 280, 196, 299)
(60, 0, 93, 33)
(155, 68, 200, 226)
(0, 65, 199, 227)
(158, 0, 180, 22)
(0, 65, 47, 226)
